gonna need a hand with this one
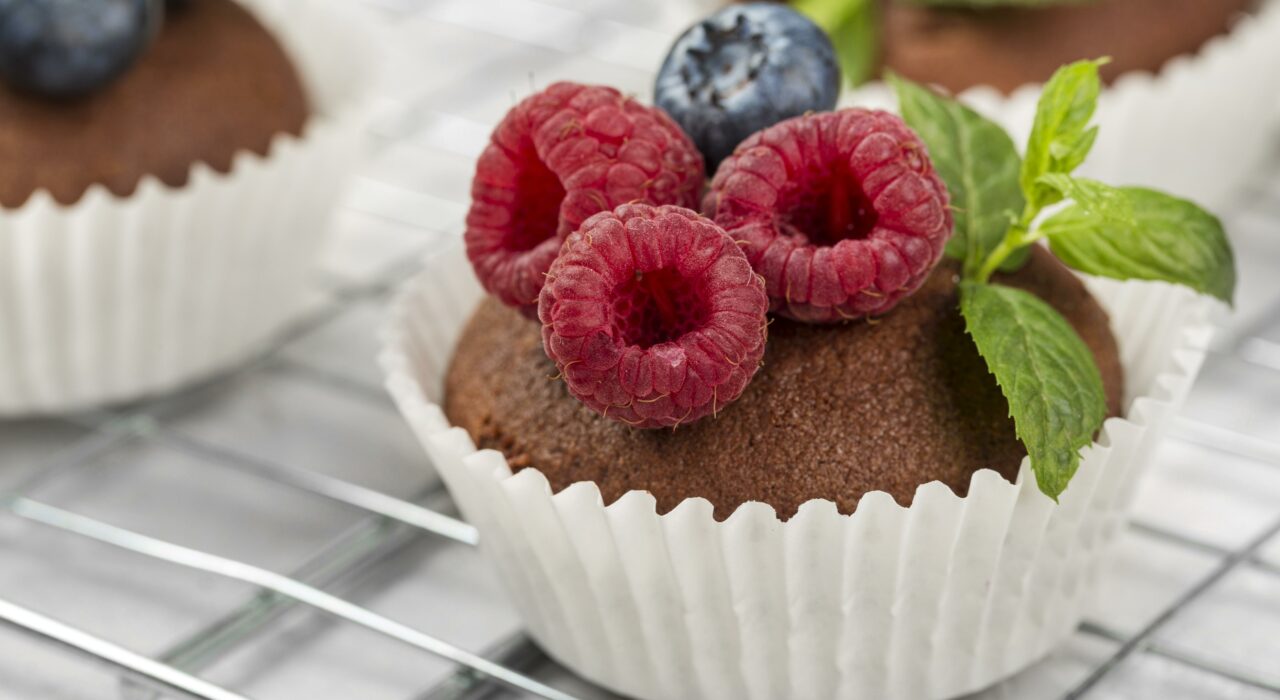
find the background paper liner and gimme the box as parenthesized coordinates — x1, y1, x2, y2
(382, 240, 1216, 700)
(0, 0, 375, 416)
(841, 0, 1280, 213)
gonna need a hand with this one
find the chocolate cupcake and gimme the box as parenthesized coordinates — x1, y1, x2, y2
(0, 0, 374, 415)
(385, 238, 1214, 700)
(0, 0, 309, 208)
(385, 57, 1232, 700)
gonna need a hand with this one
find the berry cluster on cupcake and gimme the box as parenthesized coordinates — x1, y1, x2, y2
(0, 0, 373, 414)
(387, 5, 1237, 699)
(456, 4, 1234, 508)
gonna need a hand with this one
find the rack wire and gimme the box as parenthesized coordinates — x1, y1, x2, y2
(2, 0, 1279, 698)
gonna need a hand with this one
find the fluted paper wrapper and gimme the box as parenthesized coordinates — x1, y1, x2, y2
(382, 242, 1215, 700)
(841, 0, 1280, 211)
(0, 0, 374, 416)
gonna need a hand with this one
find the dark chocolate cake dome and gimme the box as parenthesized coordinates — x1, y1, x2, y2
(445, 247, 1123, 520)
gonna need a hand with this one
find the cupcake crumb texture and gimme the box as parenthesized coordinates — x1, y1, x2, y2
(446, 246, 1123, 520)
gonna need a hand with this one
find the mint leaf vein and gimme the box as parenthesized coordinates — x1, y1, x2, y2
(959, 281, 1108, 500)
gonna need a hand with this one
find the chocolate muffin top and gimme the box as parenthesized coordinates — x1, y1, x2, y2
(444, 246, 1123, 521)
(0, 0, 309, 209)
(880, 0, 1257, 94)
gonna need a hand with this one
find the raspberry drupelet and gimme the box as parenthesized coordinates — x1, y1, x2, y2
(466, 82, 705, 316)
(704, 108, 953, 323)
(538, 204, 768, 429)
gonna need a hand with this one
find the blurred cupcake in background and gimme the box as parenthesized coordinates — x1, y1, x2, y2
(789, 0, 1280, 210)
(877, 0, 1258, 94)
(0, 0, 375, 415)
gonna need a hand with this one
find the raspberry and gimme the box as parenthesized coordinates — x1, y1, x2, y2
(466, 82, 705, 316)
(538, 204, 768, 429)
(703, 108, 953, 323)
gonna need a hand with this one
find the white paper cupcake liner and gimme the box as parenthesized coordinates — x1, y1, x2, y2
(840, 0, 1280, 211)
(381, 240, 1216, 700)
(0, 0, 376, 416)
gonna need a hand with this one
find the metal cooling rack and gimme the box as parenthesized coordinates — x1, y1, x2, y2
(2, 0, 1280, 698)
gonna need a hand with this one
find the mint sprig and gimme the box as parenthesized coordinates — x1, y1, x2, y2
(892, 59, 1236, 500)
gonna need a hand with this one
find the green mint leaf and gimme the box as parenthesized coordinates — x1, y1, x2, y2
(1050, 124, 1098, 176)
(1021, 59, 1106, 208)
(1042, 187, 1236, 304)
(1036, 174, 1134, 225)
(889, 73, 1023, 275)
(794, 0, 877, 86)
(959, 281, 1107, 500)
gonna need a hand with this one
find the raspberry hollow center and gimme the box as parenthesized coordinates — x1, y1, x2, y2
(780, 164, 878, 247)
(507, 155, 567, 252)
(613, 267, 711, 348)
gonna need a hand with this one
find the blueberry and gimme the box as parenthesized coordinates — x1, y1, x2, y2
(0, 0, 163, 98)
(655, 3, 841, 174)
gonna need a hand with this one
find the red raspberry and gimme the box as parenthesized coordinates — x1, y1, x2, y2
(538, 204, 768, 429)
(703, 109, 952, 323)
(466, 82, 705, 316)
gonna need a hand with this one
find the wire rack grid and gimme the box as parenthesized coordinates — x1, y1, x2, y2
(2, 0, 1280, 698)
